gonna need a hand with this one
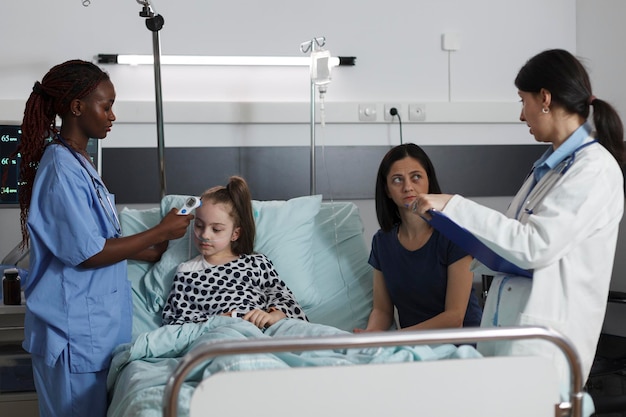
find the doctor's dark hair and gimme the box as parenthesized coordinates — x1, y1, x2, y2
(375, 143, 442, 232)
(515, 49, 624, 163)
(17, 59, 110, 247)
(200, 176, 255, 255)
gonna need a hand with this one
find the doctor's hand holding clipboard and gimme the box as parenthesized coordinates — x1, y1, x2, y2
(411, 202, 533, 279)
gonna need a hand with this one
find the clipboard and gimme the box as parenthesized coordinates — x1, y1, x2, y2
(427, 210, 532, 278)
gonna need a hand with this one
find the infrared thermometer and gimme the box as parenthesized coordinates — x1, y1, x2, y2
(177, 196, 202, 215)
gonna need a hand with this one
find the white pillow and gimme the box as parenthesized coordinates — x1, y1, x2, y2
(251, 195, 323, 309)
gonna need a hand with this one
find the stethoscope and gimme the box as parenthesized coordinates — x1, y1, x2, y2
(55, 134, 122, 237)
(556, 139, 598, 175)
(518, 139, 598, 217)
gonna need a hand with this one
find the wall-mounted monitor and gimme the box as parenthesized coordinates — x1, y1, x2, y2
(0, 123, 101, 207)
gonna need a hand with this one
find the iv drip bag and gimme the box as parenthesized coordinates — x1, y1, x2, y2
(311, 49, 332, 85)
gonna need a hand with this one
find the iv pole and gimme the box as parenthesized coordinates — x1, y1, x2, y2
(137, 0, 167, 199)
(300, 37, 327, 196)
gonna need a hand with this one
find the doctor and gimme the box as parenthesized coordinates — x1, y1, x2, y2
(413, 49, 624, 394)
(18, 60, 193, 417)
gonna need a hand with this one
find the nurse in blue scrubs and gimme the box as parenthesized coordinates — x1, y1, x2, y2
(17, 60, 193, 417)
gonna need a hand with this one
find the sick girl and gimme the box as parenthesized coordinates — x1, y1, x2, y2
(162, 176, 308, 328)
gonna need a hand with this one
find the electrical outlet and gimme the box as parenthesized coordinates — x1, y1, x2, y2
(384, 104, 401, 121)
(408, 103, 426, 121)
(358, 104, 377, 121)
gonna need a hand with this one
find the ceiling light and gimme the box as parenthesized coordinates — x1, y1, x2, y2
(96, 54, 356, 67)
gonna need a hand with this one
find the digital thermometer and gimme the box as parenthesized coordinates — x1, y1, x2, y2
(177, 196, 202, 215)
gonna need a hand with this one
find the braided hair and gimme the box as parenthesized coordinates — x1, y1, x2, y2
(18, 59, 109, 247)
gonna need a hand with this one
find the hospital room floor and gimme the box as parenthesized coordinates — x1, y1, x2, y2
(587, 333, 626, 416)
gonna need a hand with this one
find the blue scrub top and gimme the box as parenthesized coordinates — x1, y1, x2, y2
(23, 144, 132, 373)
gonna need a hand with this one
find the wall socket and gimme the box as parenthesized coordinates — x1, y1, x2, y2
(408, 103, 426, 121)
(358, 103, 377, 121)
(384, 104, 401, 121)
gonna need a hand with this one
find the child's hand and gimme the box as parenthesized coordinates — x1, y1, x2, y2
(243, 308, 286, 329)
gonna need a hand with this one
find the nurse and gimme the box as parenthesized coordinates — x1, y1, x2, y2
(17, 60, 193, 417)
(413, 49, 624, 398)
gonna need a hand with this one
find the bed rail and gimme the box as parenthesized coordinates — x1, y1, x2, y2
(162, 325, 584, 417)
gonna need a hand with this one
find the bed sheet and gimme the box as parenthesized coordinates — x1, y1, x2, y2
(106, 317, 481, 417)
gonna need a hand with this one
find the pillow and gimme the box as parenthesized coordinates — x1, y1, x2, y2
(119, 206, 168, 336)
(303, 202, 373, 331)
(125, 194, 323, 337)
(251, 195, 323, 309)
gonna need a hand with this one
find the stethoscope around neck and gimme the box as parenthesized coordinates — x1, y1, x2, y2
(558, 139, 598, 176)
(520, 139, 598, 217)
(55, 134, 122, 237)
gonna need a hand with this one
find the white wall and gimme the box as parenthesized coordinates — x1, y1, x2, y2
(0, 0, 575, 103)
(1, 0, 574, 139)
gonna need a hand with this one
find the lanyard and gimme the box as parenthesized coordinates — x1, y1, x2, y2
(55, 135, 122, 237)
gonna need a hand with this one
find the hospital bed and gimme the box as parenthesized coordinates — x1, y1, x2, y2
(164, 325, 583, 417)
(107, 195, 586, 417)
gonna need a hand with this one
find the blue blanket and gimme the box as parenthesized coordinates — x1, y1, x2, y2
(106, 317, 482, 417)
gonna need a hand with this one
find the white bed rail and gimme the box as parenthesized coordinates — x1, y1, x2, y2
(162, 325, 584, 417)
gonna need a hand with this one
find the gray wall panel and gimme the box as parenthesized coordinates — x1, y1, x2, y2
(103, 145, 547, 204)
(426, 145, 542, 196)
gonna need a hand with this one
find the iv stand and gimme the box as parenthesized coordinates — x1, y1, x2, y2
(137, 0, 167, 199)
(300, 37, 326, 196)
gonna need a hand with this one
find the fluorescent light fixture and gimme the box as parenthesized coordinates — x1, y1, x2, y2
(97, 54, 356, 67)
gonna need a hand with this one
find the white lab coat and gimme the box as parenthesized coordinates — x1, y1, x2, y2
(441, 136, 624, 391)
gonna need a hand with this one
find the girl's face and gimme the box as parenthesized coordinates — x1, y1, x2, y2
(385, 156, 429, 209)
(192, 201, 240, 262)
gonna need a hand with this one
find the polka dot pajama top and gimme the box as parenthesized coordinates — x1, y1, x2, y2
(162, 253, 308, 325)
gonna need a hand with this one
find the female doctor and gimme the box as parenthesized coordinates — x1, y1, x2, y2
(18, 60, 193, 417)
(413, 49, 624, 398)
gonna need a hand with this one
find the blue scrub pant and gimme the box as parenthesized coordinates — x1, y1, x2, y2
(32, 348, 108, 417)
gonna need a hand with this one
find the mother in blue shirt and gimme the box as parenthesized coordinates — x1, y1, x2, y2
(355, 143, 482, 332)
(18, 60, 193, 417)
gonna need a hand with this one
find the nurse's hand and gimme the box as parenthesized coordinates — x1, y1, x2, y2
(411, 194, 453, 218)
(132, 241, 169, 262)
(84, 210, 193, 268)
(158, 209, 194, 241)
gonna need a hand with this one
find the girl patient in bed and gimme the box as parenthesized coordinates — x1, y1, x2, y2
(162, 176, 308, 329)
